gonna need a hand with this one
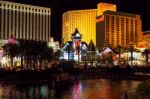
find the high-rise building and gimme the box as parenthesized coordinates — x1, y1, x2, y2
(0, 1, 51, 41)
(96, 11, 142, 48)
(62, 2, 142, 48)
(62, 9, 97, 44)
(62, 3, 117, 45)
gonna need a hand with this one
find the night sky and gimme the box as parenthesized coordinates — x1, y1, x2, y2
(5, 0, 150, 42)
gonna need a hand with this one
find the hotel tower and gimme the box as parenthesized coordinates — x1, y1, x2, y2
(0, 1, 51, 41)
(96, 8, 142, 48)
(62, 9, 97, 44)
(62, 2, 142, 48)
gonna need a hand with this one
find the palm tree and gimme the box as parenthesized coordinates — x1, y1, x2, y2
(142, 49, 150, 66)
(17, 39, 27, 70)
(66, 44, 72, 61)
(135, 80, 150, 99)
(38, 42, 54, 69)
(54, 50, 61, 61)
(115, 45, 124, 65)
(3, 43, 19, 68)
(106, 51, 114, 66)
(129, 43, 134, 66)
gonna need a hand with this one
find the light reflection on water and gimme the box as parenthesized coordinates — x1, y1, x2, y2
(0, 79, 142, 99)
(0, 84, 55, 99)
(61, 79, 142, 99)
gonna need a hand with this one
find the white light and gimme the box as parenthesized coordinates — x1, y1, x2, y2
(1, 57, 8, 64)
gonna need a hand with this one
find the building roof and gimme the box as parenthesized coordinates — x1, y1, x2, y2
(0, 0, 51, 11)
(88, 40, 96, 51)
(143, 30, 150, 35)
(71, 28, 80, 36)
(100, 47, 119, 54)
(63, 9, 97, 15)
(81, 42, 88, 46)
(103, 10, 140, 18)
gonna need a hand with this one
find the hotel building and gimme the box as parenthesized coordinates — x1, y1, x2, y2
(0, 1, 51, 41)
(96, 11, 142, 48)
(62, 2, 142, 48)
(62, 9, 97, 44)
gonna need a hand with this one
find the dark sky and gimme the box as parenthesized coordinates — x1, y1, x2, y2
(5, 0, 150, 42)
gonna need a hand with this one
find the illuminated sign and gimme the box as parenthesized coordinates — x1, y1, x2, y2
(75, 41, 80, 47)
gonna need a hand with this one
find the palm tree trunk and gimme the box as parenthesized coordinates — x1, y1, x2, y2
(131, 49, 133, 66)
(119, 51, 121, 65)
(146, 53, 149, 66)
(39, 58, 42, 70)
(10, 57, 13, 69)
(26, 56, 29, 69)
(33, 57, 36, 69)
(21, 53, 23, 70)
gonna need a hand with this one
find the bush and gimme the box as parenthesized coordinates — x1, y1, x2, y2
(135, 80, 150, 99)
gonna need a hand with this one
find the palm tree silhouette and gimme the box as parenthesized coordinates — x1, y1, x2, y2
(142, 49, 150, 66)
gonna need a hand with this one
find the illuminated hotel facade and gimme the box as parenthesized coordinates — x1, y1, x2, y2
(62, 9, 97, 44)
(0, 1, 51, 41)
(62, 3, 116, 45)
(96, 11, 142, 48)
(62, 2, 142, 48)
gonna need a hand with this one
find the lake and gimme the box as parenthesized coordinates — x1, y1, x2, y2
(0, 79, 143, 99)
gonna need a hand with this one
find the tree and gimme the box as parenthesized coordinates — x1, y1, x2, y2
(54, 50, 61, 61)
(115, 45, 124, 65)
(142, 49, 150, 66)
(17, 39, 24, 69)
(3, 43, 19, 68)
(135, 80, 150, 99)
(65, 44, 73, 61)
(39, 44, 54, 69)
(16, 39, 55, 70)
(106, 51, 114, 66)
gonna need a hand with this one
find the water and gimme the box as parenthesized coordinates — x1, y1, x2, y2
(0, 79, 142, 99)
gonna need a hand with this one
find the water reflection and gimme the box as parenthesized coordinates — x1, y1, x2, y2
(0, 83, 55, 99)
(62, 79, 142, 99)
(0, 79, 142, 99)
